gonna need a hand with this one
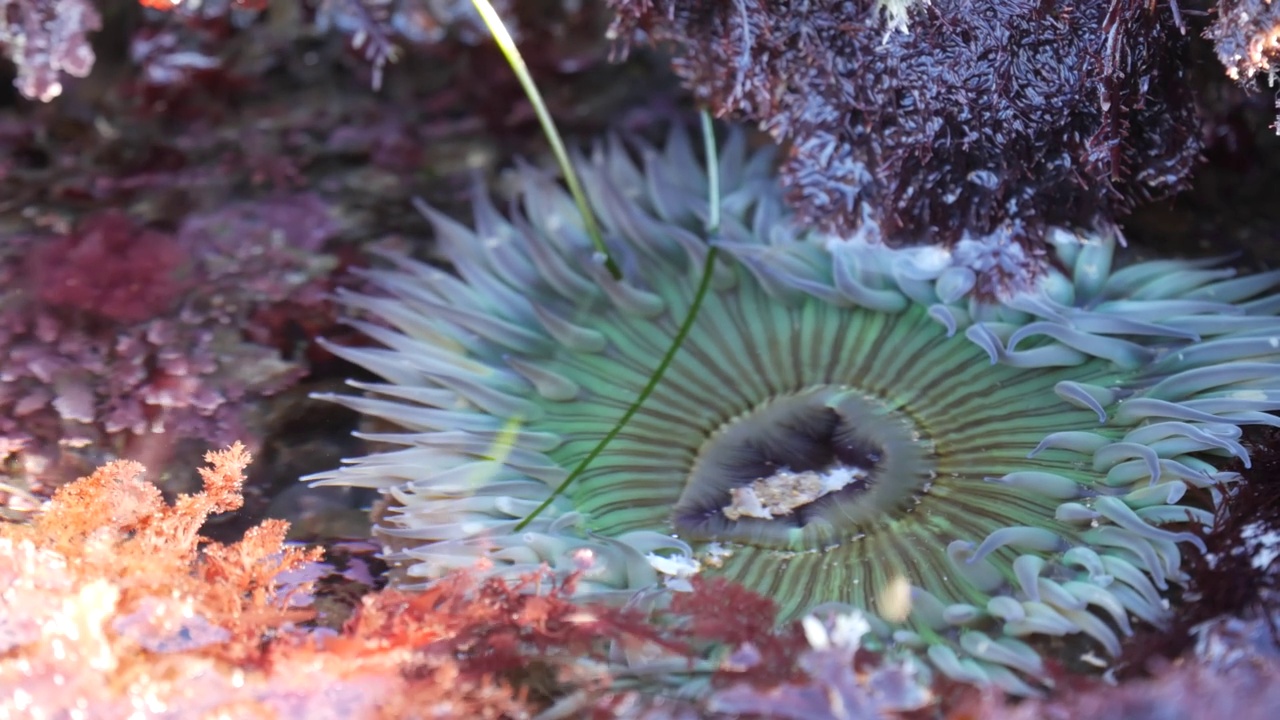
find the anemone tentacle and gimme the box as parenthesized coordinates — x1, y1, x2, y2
(308, 128, 1280, 694)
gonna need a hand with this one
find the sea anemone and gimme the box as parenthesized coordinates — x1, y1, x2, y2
(309, 129, 1280, 693)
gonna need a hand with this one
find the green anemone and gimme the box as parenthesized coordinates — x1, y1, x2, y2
(309, 129, 1280, 694)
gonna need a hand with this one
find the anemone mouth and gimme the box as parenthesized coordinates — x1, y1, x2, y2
(670, 386, 931, 543)
(675, 386, 932, 547)
(308, 128, 1280, 694)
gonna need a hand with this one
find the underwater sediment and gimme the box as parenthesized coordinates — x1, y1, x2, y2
(310, 129, 1280, 693)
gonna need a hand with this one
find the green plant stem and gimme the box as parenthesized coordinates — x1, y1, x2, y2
(515, 245, 722, 530)
(469, 0, 619, 279)
(701, 111, 721, 234)
(516, 112, 723, 530)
